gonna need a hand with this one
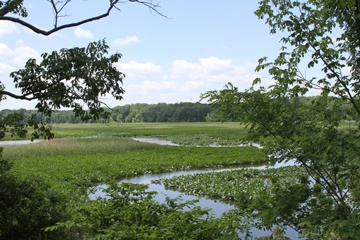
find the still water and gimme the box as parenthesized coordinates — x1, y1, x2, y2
(90, 137, 300, 239)
(0, 139, 43, 145)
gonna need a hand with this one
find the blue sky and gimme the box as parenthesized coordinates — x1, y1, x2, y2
(0, 0, 286, 110)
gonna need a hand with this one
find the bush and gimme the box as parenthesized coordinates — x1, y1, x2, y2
(0, 147, 69, 240)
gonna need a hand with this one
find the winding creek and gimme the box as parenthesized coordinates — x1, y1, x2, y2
(90, 137, 300, 239)
(1, 137, 300, 238)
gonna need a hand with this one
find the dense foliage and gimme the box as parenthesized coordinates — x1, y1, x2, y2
(202, 0, 360, 238)
(3, 97, 354, 126)
(0, 102, 215, 124)
(0, 148, 69, 240)
(47, 182, 247, 240)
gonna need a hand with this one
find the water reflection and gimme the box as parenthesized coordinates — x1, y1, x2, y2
(132, 136, 263, 148)
(132, 137, 180, 146)
(91, 137, 300, 238)
(0, 139, 43, 146)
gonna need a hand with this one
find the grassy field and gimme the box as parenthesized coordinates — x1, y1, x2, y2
(2, 122, 357, 238)
(2, 122, 267, 193)
(49, 122, 249, 138)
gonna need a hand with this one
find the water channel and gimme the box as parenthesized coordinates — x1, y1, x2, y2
(90, 137, 300, 239)
(1, 137, 300, 238)
(0, 139, 43, 146)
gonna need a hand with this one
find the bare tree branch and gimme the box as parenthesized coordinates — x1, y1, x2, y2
(0, 0, 167, 36)
(47, 0, 71, 28)
(129, 0, 170, 18)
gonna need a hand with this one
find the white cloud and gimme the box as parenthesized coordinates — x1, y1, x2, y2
(185, 80, 205, 89)
(0, 43, 15, 62)
(121, 80, 203, 104)
(129, 80, 204, 94)
(171, 60, 203, 76)
(0, 63, 15, 74)
(114, 61, 161, 78)
(0, 42, 40, 66)
(0, 21, 20, 37)
(141, 81, 177, 92)
(114, 36, 142, 46)
(170, 57, 261, 86)
(13, 46, 41, 65)
(200, 57, 234, 74)
(74, 27, 94, 38)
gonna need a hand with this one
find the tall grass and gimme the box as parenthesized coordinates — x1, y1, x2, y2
(2, 137, 159, 162)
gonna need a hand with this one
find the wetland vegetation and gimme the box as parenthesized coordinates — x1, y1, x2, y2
(2, 122, 274, 239)
(1, 121, 358, 239)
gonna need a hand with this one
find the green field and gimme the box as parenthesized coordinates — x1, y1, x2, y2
(3, 122, 266, 191)
(4, 122, 357, 239)
(50, 122, 249, 138)
(2, 122, 273, 238)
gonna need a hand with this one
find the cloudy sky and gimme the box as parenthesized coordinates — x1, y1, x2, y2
(0, 0, 286, 110)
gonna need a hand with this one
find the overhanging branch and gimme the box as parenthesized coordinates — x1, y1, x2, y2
(0, 90, 36, 101)
(0, 0, 167, 36)
(0, 7, 113, 36)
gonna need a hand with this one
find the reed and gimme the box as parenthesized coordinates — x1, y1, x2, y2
(2, 137, 159, 162)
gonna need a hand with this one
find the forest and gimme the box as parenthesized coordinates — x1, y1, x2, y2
(1, 97, 355, 125)
(0, 102, 215, 124)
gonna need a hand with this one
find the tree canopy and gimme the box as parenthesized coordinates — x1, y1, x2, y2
(202, 0, 360, 238)
(0, 2, 165, 239)
(0, 0, 165, 139)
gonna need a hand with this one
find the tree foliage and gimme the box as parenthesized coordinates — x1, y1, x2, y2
(9, 39, 124, 119)
(0, 148, 69, 240)
(0, 1, 164, 239)
(0, 102, 214, 124)
(0, 39, 125, 140)
(47, 182, 246, 240)
(202, 0, 360, 238)
(0, 0, 165, 139)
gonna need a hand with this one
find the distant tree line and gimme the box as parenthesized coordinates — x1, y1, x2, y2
(0, 102, 221, 124)
(110, 102, 217, 123)
(1, 97, 356, 125)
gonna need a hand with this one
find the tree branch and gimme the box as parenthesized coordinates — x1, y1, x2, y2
(0, 90, 36, 101)
(129, 0, 169, 18)
(0, 6, 113, 36)
(0, 0, 167, 36)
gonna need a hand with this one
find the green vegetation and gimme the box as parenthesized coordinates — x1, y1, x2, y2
(2, 97, 357, 126)
(50, 122, 248, 139)
(0, 102, 215, 124)
(0, 148, 69, 240)
(155, 166, 322, 238)
(47, 183, 247, 240)
(1, 123, 267, 239)
(202, 0, 360, 238)
(154, 166, 306, 202)
(4, 136, 266, 190)
(2, 0, 360, 238)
